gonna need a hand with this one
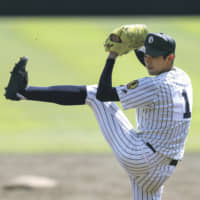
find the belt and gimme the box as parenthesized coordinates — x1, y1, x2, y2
(169, 159, 178, 166)
(146, 143, 178, 166)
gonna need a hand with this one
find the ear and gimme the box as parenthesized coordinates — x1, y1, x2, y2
(166, 54, 174, 64)
(169, 54, 174, 61)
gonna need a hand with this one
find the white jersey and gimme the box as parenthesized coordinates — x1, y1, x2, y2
(86, 84, 177, 200)
(116, 67, 193, 160)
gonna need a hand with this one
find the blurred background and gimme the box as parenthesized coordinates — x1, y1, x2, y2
(0, 16, 199, 154)
(0, 1, 199, 200)
(0, 0, 200, 154)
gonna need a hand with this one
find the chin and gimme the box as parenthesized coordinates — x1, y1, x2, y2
(148, 69, 160, 75)
(148, 71, 156, 75)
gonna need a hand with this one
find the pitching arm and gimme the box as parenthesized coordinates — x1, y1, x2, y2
(96, 53, 119, 102)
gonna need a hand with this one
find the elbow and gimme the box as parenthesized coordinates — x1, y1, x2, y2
(96, 86, 109, 102)
(96, 86, 119, 102)
(96, 91, 106, 101)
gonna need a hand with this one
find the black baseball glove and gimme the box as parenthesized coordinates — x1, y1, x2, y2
(5, 56, 28, 100)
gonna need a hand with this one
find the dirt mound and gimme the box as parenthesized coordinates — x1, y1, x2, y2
(0, 153, 199, 200)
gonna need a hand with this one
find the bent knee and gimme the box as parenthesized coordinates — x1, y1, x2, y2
(85, 85, 98, 102)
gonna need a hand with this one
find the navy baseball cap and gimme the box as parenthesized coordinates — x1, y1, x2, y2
(144, 33, 176, 57)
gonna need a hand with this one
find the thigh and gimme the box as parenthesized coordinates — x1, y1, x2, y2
(86, 85, 152, 174)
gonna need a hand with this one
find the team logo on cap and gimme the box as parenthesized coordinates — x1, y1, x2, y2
(148, 36, 154, 44)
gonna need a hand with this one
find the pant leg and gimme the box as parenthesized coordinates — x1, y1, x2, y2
(86, 85, 155, 175)
(86, 85, 176, 200)
(130, 177, 163, 200)
(130, 163, 176, 200)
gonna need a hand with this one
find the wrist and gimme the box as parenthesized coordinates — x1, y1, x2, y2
(108, 52, 118, 59)
(16, 92, 27, 100)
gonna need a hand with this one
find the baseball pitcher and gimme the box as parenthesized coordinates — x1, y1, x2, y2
(5, 24, 192, 200)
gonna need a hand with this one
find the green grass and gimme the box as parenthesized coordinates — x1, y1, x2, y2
(0, 16, 200, 153)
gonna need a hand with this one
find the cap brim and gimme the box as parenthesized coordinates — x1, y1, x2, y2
(145, 46, 168, 57)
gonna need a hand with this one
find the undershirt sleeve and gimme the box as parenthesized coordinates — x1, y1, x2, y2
(96, 58, 119, 102)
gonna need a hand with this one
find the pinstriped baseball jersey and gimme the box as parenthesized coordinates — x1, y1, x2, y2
(116, 66, 192, 160)
(86, 85, 176, 200)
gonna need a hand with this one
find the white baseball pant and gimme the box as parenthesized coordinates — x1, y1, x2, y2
(86, 85, 176, 200)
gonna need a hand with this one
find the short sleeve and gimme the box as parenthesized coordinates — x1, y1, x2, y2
(116, 77, 159, 110)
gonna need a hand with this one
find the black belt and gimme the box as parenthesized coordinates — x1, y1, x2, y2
(146, 143, 178, 166)
(169, 159, 178, 166)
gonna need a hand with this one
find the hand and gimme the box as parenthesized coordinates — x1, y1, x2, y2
(108, 52, 118, 59)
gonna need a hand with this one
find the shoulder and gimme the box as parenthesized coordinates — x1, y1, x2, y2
(120, 76, 158, 94)
(138, 76, 157, 85)
(169, 67, 192, 87)
(154, 66, 192, 90)
(134, 76, 159, 90)
(174, 67, 191, 81)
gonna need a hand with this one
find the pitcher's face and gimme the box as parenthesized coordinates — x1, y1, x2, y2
(144, 54, 173, 75)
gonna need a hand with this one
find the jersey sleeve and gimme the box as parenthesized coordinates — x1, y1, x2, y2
(116, 77, 159, 110)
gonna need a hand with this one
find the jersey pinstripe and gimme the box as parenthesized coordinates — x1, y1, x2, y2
(116, 66, 192, 160)
(86, 85, 176, 200)
(117, 77, 159, 109)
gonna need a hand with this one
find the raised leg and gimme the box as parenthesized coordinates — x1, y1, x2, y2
(86, 85, 154, 175)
